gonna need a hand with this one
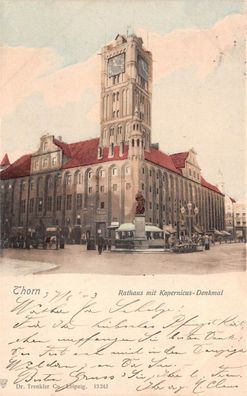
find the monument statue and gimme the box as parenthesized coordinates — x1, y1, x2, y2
(135, 191, 145, 215)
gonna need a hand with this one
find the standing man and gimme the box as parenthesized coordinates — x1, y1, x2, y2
(97, 234, 104, 255)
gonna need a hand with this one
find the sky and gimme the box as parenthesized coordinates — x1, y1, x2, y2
(0, 0, 246, 200)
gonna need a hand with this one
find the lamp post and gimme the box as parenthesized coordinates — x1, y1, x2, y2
(180, 203, 199, 238)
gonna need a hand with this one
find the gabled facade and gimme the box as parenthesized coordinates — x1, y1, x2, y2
(0, 34, 225, 241)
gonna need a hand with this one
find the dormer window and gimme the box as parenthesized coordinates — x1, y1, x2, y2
(98, 147, 103, 159)
(120, 142, 124, 156)
(110, 143, 114, 157)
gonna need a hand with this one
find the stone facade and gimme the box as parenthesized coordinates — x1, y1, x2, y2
(0, 34, 225, 240)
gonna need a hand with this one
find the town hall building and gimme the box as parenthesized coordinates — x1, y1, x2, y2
(0, 34, 225, 241)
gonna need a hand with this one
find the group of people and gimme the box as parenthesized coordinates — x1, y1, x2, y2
(166, 233, 214, 251)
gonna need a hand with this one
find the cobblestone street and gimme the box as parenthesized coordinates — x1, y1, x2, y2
(0, 243, 246, 276)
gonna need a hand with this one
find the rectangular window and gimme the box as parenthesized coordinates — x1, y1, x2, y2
(20, 200, 26, 214)
(100, 202, 105, 209)
(77, 193, 82, 209)
(142, 183, 145, 190)
(66, 194, 72, 210)
(142, 168, 145, 174)
(29, 198, 34, 213)
(113, 184, 118, 191)
(100, 185, 104, 193)
(38, 198, 43, 212)
(56, 196, 62, 211)
(89, 187, 93, 194)
(47, 196, 52, 212)
(56, 176, 62, 186)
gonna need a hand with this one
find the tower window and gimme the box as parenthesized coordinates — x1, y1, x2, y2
(110, 127, 114, 136)
(116, 92, 119, 101)
(132, 139, 134, 147)
(113, 93, 116, 102)
(100, 202, 105, 209)
(117, 110, 119, 118)
(137, 139, 140, 147)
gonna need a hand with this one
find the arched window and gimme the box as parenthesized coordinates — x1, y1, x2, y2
(137, 139, 140, 147)
(125, 166, 131, 175)
(112, 167, 118, 176)
(88, 170, 92, 179)
(77, 173, 82, 184)
(132, 139, 135, 147)
(99, 169, 105, 177)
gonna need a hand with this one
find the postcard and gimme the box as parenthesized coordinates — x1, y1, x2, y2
(0, 1, 246, 395)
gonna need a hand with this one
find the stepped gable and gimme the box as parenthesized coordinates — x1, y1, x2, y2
(0, 153, 10, 167)
(0, 154, 31, 180)
(145, 146, 180, 174)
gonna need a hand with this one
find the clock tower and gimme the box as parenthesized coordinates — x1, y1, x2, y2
(99, 34, 152, 156)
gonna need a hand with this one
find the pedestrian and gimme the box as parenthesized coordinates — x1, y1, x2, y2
(97, 235, 104, 255)
(108, 238, 112, 251)
(204, 234, 210, 250)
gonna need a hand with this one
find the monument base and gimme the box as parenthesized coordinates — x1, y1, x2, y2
(114, 215, 148, 250)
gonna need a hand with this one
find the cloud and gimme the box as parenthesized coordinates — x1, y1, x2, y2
(0, 46, 62, 117)
(1, 13, 245, 121)
(138, 13, 246, 80)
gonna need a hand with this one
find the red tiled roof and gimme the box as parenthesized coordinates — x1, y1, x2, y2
(201, 176, 224, 195)
(0, 153, 10, 166)
(0, 138, 224, 196)
(0, 154, 31, 180)
(62, 138, 128, 169)
(170, 152, 189, 169)
(145, 147, 180, 174)
(53, 138, 72, 157)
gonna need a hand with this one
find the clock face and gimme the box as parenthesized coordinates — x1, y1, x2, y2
(108, 54, 125, 77)
(138, 57, 148, 81)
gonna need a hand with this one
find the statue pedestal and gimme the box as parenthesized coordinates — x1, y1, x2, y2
(135, 214, 146, 239)
(132, 214, 148, 249)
